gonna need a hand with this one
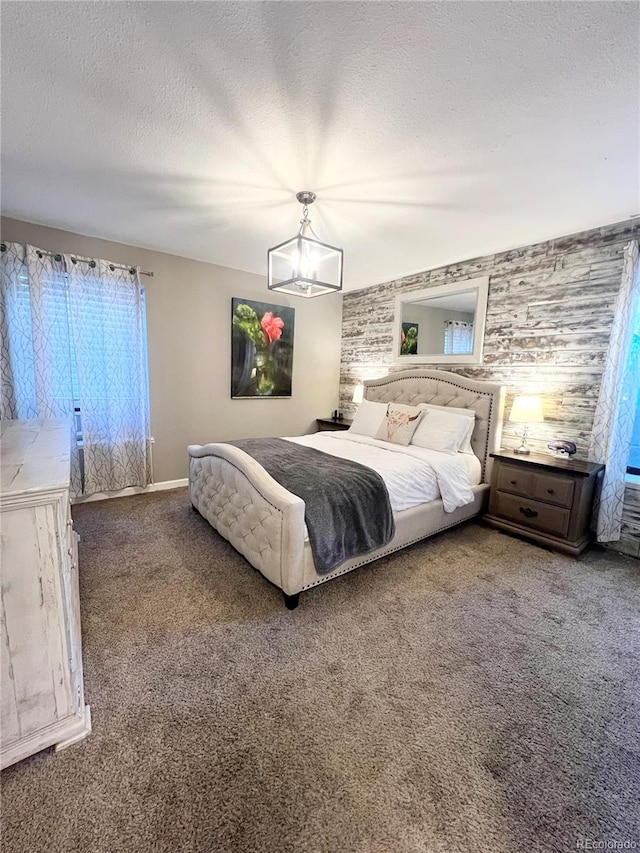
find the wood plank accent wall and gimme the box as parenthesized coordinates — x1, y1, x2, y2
(339, 218, 640, 557)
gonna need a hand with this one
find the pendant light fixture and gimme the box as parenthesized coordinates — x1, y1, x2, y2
(268, 191, 343, 297)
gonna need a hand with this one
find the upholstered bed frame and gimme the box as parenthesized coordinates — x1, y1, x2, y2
(188, 369, 505, 608)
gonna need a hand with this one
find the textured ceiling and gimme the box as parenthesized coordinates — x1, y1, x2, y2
(2, 1, 638, 291)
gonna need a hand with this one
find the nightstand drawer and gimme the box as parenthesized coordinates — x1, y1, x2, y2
(495, 463, 532, 498)
(530, 471, 575, 508)
(492, 491, 571, 538)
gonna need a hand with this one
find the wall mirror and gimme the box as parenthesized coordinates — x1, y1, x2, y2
(392, 276, 489, 365)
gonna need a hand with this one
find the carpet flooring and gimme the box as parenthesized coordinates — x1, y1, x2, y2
(1, 488, 639, 853)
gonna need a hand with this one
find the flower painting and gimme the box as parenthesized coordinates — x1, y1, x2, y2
(231, 298, 294, 398)
(401, 322, 419, 355)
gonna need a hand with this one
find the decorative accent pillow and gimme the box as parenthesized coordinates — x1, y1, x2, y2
(374, 403, 424, 446)
(416, 404, 476, 454)
(411, 406, 474, 454)
(348, 399, 388, 437)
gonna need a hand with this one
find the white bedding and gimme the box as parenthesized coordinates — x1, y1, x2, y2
(285, 431, 479, 513)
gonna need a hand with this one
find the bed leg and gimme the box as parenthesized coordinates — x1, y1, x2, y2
(191, 504, 200, 514)
(283, 593, 300, 610)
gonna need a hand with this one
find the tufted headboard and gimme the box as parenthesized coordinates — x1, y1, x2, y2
(364, 369, 505, 483)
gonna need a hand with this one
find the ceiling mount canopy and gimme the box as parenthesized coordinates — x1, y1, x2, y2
(268, 191, 343, 298)
(295, 190, 316, 206)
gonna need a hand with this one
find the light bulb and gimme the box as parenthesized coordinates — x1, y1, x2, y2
(307, 252, 319, 277)
(291, 247, 319, 280)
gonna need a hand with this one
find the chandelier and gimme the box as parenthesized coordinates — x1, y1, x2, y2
(268, 191, 343, 297)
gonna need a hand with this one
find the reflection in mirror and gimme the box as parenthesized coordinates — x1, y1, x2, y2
(393, 277, 489, 365)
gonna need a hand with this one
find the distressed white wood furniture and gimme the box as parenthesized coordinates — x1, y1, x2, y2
(1, 419, 91, 769)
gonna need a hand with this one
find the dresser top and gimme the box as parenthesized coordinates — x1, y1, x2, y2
(1, 419, 72, 496)
(490, 450, 604, 477)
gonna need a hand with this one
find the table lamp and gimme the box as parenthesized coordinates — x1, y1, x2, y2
(352, 384, 364, 405)
(509, 395, 544, 455)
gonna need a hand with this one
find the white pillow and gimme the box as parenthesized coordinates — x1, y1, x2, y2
(374, 403, 424, 446)
(417, 404, 476, 454)
(348, 399, 388, 437)
(411, 406, 474, 454)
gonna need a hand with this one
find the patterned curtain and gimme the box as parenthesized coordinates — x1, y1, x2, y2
(1, 243, 82, 494)
(0, 243, 151, 496)
(589, 240, 640, 542)
(443, 320, 474, 355)
(65, 256, 151, 494)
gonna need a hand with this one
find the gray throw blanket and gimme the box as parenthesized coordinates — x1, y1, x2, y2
(225, 438, 395, 574)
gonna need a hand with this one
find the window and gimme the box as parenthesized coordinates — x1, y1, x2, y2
(629, 389, 640, 475)
(627, 296, 640, 475)
(8, 268, 147, 447)
(2, 244, 151, 494)
(443, 320, 474, 355)
(6, 266, 74, 419)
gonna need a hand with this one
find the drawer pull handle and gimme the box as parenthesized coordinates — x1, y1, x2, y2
(519, 506, 538, 519)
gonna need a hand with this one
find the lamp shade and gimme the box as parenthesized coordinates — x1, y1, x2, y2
(509, 395, 544, 424)
(352, 384, 364, 404)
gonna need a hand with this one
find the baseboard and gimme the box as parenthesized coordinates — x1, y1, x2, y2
(72, 479, 188, 504)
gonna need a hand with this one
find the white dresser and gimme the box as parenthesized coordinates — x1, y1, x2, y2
(1, 419, 91, 769)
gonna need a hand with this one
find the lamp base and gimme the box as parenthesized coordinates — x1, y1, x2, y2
(513, 444, 531, 455)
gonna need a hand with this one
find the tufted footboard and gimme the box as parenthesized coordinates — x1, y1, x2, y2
(188, 443, 307, 596)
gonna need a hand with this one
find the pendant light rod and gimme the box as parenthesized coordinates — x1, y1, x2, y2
(296, 191, 320, 240)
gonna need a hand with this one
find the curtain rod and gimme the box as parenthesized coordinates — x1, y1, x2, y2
(0, 243, 154, 277)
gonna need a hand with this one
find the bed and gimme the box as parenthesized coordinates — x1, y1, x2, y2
(188, 369, 505, 608)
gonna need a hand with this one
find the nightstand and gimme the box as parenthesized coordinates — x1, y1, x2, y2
(316, 417, 353, 432)
(484, 451, 604, 556)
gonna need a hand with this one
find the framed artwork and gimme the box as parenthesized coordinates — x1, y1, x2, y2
(401, 322, 418, 355)
(231, 298, 295, 398)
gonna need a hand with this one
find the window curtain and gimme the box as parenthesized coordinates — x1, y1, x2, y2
(1, 243, 83, 494)
(589, 240, 640, 542)
(65, 256, 151, 495)
(444, 320, 474, 355)
(0, 242, 151, 496)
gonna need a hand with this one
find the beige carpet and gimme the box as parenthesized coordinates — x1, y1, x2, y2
(2, 488, 639, 853)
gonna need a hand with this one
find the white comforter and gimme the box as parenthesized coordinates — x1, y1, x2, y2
(285, 432, 478, 513)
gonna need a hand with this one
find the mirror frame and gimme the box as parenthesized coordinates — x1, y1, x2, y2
(392, 276, 489, 365)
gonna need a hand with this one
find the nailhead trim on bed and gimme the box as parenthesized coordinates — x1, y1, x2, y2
(300, 509, 481, 591)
